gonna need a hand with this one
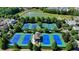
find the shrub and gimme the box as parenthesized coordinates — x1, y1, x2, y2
(71, 30, 78, 35)
(68, 26, 72, 31)
(37, 17, 41, 22)
(65, 41, 73, 51)
(0, 38, 3, 49)
(75, 34, 79, 40)
(36, 28, 43, 33)
(0, 37, 9, 50)
(63, 32, 71, 43)
(33, 45, 41, 51)
(56, 20, 62, 28)
(13, 24, 22, 32)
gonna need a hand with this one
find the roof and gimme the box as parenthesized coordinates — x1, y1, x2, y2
(65, 20, 76, 26)
(47, 7, 69, 11)
(73, 26, 79, 30)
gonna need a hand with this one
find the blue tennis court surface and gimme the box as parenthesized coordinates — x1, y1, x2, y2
(22, 23, 40, 30)
(53, 34, 62, 45)
(9, 33, 32, 46)
(42, 34, 50, 45)
(9, 33, 21, 45)
(31, 24, 37, 29)
(22, 34, 31, 45)
(22, 23, 29, 30)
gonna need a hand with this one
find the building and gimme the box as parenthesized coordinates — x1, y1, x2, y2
(6, 19, 16, 26)
(47, 7, 69, 12)
(0, 18, 16, 31)
(65, 20, 76, 26)
(73, 26, 79, 31)
(0, 19, 8, 30)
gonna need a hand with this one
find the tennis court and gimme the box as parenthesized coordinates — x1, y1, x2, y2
(9, 33, 32, 47)
(52, 33, 66, 47)
(42, 34, 50, 45)
(22, 23, 40, 30)
(9, 33, 66, 48)
(9, 33, 21, 45)
(21, 34, 32, 46)
(42, 23, 58, 30)
(22, 23, 30, 30)
(48, 24, 58, 30)
(41, 33, 52, 47)
(53, 34, 62, 45)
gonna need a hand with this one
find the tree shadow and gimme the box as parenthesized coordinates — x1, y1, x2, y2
(74, 48, 79, 51)
(40, 36, 43, 42)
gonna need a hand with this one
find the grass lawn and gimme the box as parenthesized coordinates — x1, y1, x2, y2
(18, 9, 74, 20)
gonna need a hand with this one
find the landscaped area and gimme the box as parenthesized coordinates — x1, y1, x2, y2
(0, 7, 79, 51)
(19, 9, 73, 20)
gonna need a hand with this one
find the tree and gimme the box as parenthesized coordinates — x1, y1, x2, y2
(44, 28, 49, 33)
(0, 37, 9, 50)
(26, 16, 30, 23)
(13, 22, 23, 32)
(68, 26, 72, 31)
(37, 17, 41, 22)
(52, 17, 57, 23)
(65, 41, 73, 51)
(56, 20, 62, 28)
(0, 7, 23, 17)
(41, 17, 45, 23)
(63, 32, 71, 43)
(9, 24, 14, 29)
(14, 25, 22, 32)
(71, 30, 78, 36)
(30, 17, 36, 23)
(1, 28, 6, 35)
(19, 17, 26, 23)
(68, 8, 75, 15)
(37, 22, 42, 27)
(36, 28, 43, 33)
(51, 40, 58, 51)
(47, 17, 51, 23)
(28, 40, 33, 51)
(75, 34, 79, 40)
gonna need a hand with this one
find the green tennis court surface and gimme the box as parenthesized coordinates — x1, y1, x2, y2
(42, 23, 58, 30)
